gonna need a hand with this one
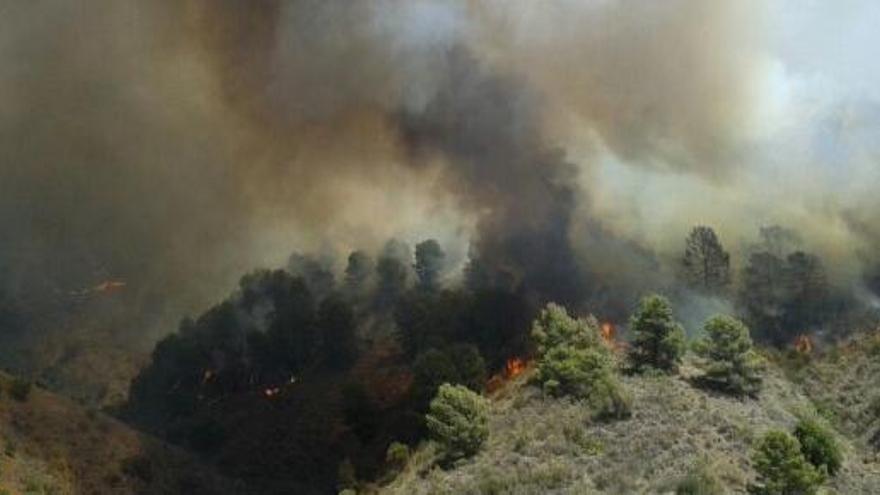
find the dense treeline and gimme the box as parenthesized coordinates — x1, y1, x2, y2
(124, 238, 537, 493)
(682, 225, 864, 345)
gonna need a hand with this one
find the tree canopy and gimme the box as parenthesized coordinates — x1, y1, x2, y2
(682, 226, 731, 294)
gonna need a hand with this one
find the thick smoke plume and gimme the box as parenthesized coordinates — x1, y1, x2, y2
(1, 0, 878, 370)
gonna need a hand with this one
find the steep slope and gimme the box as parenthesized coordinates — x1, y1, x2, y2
(0, 372, 241, 494)
(381, 355, 880, 494)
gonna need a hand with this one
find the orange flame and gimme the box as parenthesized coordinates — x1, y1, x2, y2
(70, 280, 126, 297)
(94, 280, 126, 293)
(794, 334, 813, 354)
(505, 357, 526, 378)
(601, 322, 615, 344)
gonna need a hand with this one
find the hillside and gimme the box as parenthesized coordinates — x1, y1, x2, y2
(0, 372, 241, 495)
(380, 345, 880, 494)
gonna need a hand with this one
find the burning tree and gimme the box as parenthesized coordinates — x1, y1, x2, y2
(531, 303, 630, 419)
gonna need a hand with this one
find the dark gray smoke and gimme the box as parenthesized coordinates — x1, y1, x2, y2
(397, 48, 588, 306)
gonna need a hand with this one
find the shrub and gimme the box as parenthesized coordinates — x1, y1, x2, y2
(751, 430, 823, 495)
(447, 343, 487, 392)
(694, 315, 764, 396)
(531, 303, 603, 354)
(588, 375, 632, 421)
(628, 294, 686, 373)
(530, 304, 631, 421)
(186, 419, 226, 453)
(341, 382, 380, 441)
(675, 461, 723, 494)
(9, 378, 32, 402)
(794, 419, 842, 476)
(337, 458, 357, 493)
(532, 304, 614, 397)
(385, 441, 410, 472)
(425, 383, 489, 462)
(536, 345, 612, 399)
(412, 345, 486, 406)
(121, 455, 154, 483)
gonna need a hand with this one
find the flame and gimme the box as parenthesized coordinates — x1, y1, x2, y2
(70, 280, 126, 297)
(263, 387, 281, 398)
(505, 357, 526, 378)
(94, 280, 126, 293)
(794, 334, 813, 354)
(202, 369, 214, 383)
(601, 322, 615, 343)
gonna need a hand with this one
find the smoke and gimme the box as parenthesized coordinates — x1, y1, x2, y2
(2, 0, 879, 367)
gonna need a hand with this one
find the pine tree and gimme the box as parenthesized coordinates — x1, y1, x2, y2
(682, 226, 731, 294)
(628, 294, 686, 373)
(694, 315, 764, 396)
(425, 384, 489, 461)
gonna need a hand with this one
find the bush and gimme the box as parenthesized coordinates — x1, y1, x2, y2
(537, 345, 613, 399)
(531, 303, 603, 353)
(9, 378, 32, 402)
(751, 430, 823, 495)
(588, 375, 633, 422)
(448, 343, 487, 392)
(628, 295, 686, 373)
(412, 345, 486, 406)
(186, 419, 226, 453)
(385, 441, 410, 472)
(694, 315, 764, 396)
(675, 462, 723, 495)
(425, 383, 489, 462)
(337, 458, 357, 492)
(532, 304, 616, 398)
(121, 455, 154, 483)
(794, 419, 842, 476)
(341, 382, 380, 441)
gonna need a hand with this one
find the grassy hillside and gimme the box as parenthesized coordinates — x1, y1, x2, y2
(379, 346, 880, 494)
(0, 372, 241, 495)
(783, 332, 880, 458)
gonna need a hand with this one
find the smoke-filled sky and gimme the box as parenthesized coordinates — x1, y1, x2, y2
(1, 0, 879, 340)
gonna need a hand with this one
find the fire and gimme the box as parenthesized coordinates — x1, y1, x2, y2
(486, 357, 530, 393)
(70, 280, 127, 297)
(601, 322, 615, 344)
(94, 280, 126, 293)
(263, 387, 281, 398)
(505, 357, 526, 378)
(794, 334, 814, 354)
